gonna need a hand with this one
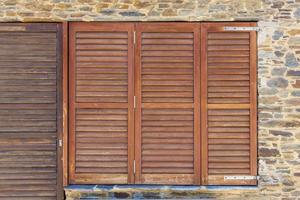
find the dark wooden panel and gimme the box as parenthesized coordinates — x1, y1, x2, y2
(0, 23, 61, 199)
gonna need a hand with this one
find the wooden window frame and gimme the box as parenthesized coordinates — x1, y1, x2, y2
(62, 22, 258, 186)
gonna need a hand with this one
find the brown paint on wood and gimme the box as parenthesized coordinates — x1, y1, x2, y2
(68, 22, 134, 184)
(65, 22, 257, 186)
(62, 22, 69, 187)
(135, 23, 200, 185)
(201, 22, 257, 186)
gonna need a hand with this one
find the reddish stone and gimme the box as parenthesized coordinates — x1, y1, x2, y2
(292, 80, 300, 88)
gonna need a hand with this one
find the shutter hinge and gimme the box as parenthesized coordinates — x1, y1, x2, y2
(133, 160, 136, 174)
(58, 139, 63, 147)
(224, 27, 261, 32)
(224, 176, 259, 180)
(133, 31, 136, 45)
(134, 96, 136, 109)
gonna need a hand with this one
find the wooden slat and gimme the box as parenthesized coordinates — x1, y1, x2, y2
(135, 23, 200, 185)
(201, 22, 257, 186)
(0, 23, 61, 199)
(69, 22, 134, 184)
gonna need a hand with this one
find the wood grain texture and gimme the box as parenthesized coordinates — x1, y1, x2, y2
(62, 22, 69, 187)
(201, 22, 257, 185)
(135, 23, 200, 185)
(69, 22, 134, 184)
(0, 23, 61, 199)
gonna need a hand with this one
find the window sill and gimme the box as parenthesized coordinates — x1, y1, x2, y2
(65, 185, 259, 199)
(65, 184, 258, 191)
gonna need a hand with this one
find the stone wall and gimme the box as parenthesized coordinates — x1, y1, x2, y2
(0, 0, 299, 199)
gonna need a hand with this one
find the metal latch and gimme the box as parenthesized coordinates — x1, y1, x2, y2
(224, 27, 261, 32)
(58, 139, 63, 147)
(133, 31, 136, 44)
(133, 160, 136, 174)
(224, 176, 259, 180)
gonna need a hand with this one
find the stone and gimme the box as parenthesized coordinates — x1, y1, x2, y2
(291, 91, 300, 97)
(53, 0, 68, 2)
(99, 9, 115, 15)
(119, 11, 145, 16)
(271, 67, 286, 76)
(81, 192, 107, 198)
(270, 130, 293, 137)
(285, 98, 300, 106)
(294, 173, 300, 176)
(159, 4, 169, 8)
(288, 37, 300, 48)
(259, 96, 280, 104)
(271, 1, 284, 8)
(292, 80, 300, 88)
(294, 8, 300, 19)
(116, 4, 130, 9)
(113, 192, 131, 198)
(282, 179, 295, 186)
(267, 77, 289, 88)
(285, 52, 299, 68)
(134, 1, 152, 9)
(288, 29, 300, 36)
(272, 30, 283, 40)
(78, 0, 94, 3)
(291, 191, 300, 197)
(162, 9, 177, 16)
(287, 70, 300, 76)
(141, 192, 161, 199)
(3, 0, 17, 5)
(95, 3, 110, 11)
(262, 120, 300, 128)
(274, 51, 284, 57)
(259, 148, 280, 157)
(260, 87, 278, 95)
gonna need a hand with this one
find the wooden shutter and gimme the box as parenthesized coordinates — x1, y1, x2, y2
(0, 23, 62, 199)
(200, 23, 257, 185)
(135, 23, 201, 184)
(69, 23, 134, 184)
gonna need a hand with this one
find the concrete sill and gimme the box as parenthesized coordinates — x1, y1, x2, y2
(65, 184, 258, 191)
(65, 185, 259, 199)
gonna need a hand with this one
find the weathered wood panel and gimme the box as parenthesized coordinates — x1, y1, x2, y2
(0, 23, 62, 199)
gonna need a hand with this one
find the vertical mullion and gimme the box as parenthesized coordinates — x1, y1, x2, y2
(127, 25, 135, 183)
(68, 24, 76, 184)
(134, 27, 142, 183)
(62, 21, 69, 187)
(55, 23, 63, 200)
(250, 30, 258, 178)
(193, 24, 201, 185)
(200, 24, 208, 185)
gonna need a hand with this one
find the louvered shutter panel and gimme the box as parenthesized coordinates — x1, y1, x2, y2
(135, 23, 201, 184)
(69, 23, 134, 184)
(0, 23, 61, 199)
(201, 23, 257, 185)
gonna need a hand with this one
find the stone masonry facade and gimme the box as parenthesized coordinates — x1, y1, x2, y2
(0, 0, 299, 199)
